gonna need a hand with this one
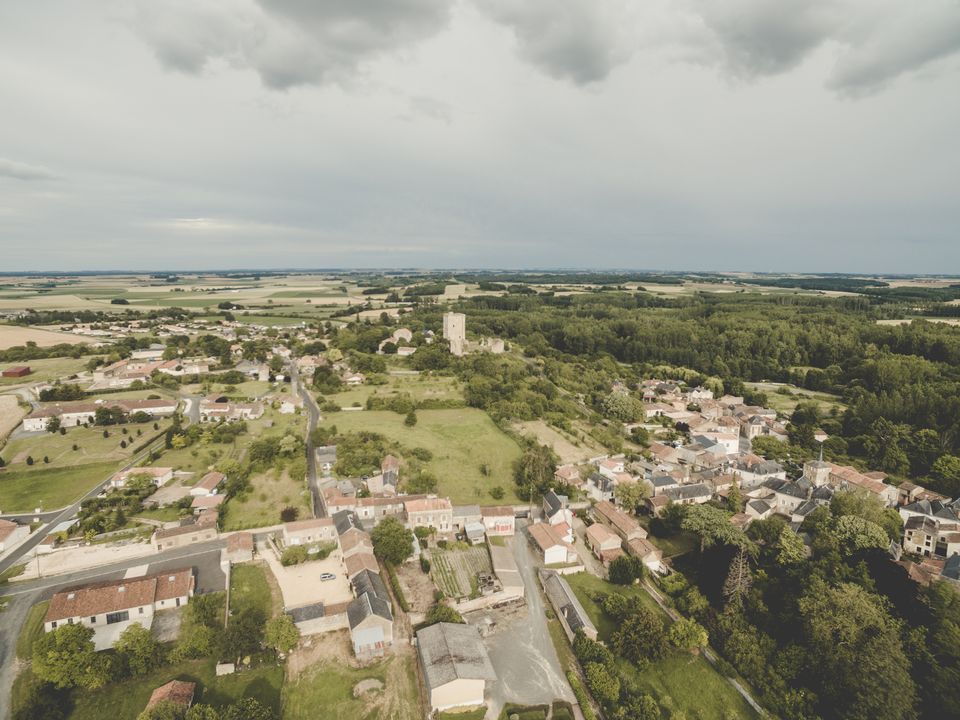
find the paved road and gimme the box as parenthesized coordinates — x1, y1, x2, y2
(476, 525, 574, 719)
(0, 541, 226, 719)
(290, 363, 323, 517)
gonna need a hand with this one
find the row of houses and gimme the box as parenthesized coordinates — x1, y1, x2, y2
(23, 397, 178, 432)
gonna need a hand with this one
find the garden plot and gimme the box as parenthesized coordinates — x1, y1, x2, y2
(430, 545, 492, 600)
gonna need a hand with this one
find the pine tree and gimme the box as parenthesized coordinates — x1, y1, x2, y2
(722, 546, 753, 609)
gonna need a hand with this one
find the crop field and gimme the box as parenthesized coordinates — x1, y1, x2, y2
(317, 408, 522, 504)
(0, 324, 89, 350)
(430, 545, 492, 599)
(512, 420, 605, 465)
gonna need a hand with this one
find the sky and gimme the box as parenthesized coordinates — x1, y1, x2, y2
(1, 0, 959, 273)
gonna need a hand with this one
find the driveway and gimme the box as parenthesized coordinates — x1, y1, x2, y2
(472, 527, 573, 719)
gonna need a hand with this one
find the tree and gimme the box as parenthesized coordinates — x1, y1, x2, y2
(512, 443, 558, 500)
(616, 693, 660, 720)
(11, 681, 71, 720)
(115, 623, 165, 676)
(47, 416, 61, 434)
(404, 410, 417, 427)
(832, 515, 889, 555)
(32, 624, 111, 690)
(219, 610, 265, 662)
(863, 418, 911, 475)
(615, 482, 649, 514)
(608, 555, 644, 585)
(220, 698, 275, 720)
(682, 504, 748, 552)
(931, 454, 960, 497)
(722, 546, 753, 608)
(137, 701, 187, 720)
(775, 527, 806, 566)
(668, 617, 708, 651)
(600, 391, 644, 423)
(612, 606, 667, 666)
(424, 603, 465, 626)
(798, 581, 917, 720)
(279, 506, 299, 523)
(829, 490, 903, 541)
(371, 516, 414, 565)
(184, 707, 220, 720)
(584, 662, 620, 707)
(264, 615, 300, 654)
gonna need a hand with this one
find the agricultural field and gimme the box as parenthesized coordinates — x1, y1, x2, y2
(317, 408, 522, 504)
(430, 544, 492, 599)
(565, 573, 758, 720)
(0, 324, 89, 349)
(282, 655, 420, 720)
(0, 461, 118, 512)
(320, 373, 463, 409)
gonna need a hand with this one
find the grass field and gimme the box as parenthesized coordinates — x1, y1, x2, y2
(0, 325, 88, 350)
(230, 563, 278, 619)
(282, 656, 420, 720)
(16, 601, 49, 660)
(0, 461, 117, 512)
(1, 422, 164, 470)
(744, 382, 845, 417)
(321, 374, 463, 409)
(565, 573, 758, 720)
(511, 420, 605, 465)
(0, 356, 94, 386)
(224, 468, 312, 531)
(318, 408, 522, 504)
(0, 395, 25, 444)
(68, 659, 283, 719)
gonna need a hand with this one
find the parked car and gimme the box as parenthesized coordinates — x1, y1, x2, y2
(319, 573, 336, 581)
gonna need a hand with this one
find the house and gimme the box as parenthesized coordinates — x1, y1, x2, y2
(733, 456, 786, 489)
(283, 518, 336, 546)
(44, 569, 194, 650)
(903, 517, 960, 558)
(22, 398, 177, 431)
(746, 499, 774, 520)
(145, 680, 195, 713)
(452, 505, 483, 532)
(278, 395, 303, 414)
(380, 454, 401, 488)
(762, 478, 812, 515)
(663, 483, 713, 506)
(344, 552, 381, 579)
(540, 570, 597, 641)
(942, 554, 960, 586)
(591, 500, 648, 542)
(626, 537, 665, 573)
(191, 495, 225, 514)
(645, 494, 671, 517)
(480, 506, 515, 536)
(190, 471, 225, 497)
(899, 498, 960, 525)
(586, 523, 623, 566)
(585, 473, 615, 503)
(404, 497, 453, 534)
(555, 464, 582, 487)
(528, 522, 578, 566)
(1, 365, 31, 377)
(226, 532, 254, 563)
(651, 474, 680, 496)
(348, 569, 393, 657)
(0, 520, 30, 553)
(597, 458, 625, 480)
(542, 489, 574, 527)
(198, 395, 264, 423)
(417, 622, 496, 712)
(153, 515, 218, 551)
(111, 466, 174, 489)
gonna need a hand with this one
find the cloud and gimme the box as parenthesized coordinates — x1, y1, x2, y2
(476, 0, 635, 84)
(130, 0, 452, 89)
(690, 0, 960, 93)
(0, 158, 58, 181)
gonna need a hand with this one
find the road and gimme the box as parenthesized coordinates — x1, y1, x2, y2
(289, 363, 323, 517)
(0, 541, 226, 719)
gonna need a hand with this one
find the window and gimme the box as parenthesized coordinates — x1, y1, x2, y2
(51, 621, 57, 629)
(67, 618, 73, 625)
(106, 611, 129, 625)
(138, 607, 144, 615)
(90, 616, 96, 624)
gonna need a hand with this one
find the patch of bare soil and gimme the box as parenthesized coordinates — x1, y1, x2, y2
(395, 562, 436, 614)
(286, 629, 355, 678)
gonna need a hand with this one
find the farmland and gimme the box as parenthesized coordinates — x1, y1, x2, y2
(0, 325, 89, 350)
(0, 356, 94, 386)
(0, 461, 118, 512)
(317, 408, 523, 504)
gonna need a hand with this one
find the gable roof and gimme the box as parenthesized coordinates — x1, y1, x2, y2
(541, 570, 596, 637)
(46, 568, 193, 622)
(416, 622, 496, 689)
(147, 680, 195, 709)
(347, 592, 392, 628)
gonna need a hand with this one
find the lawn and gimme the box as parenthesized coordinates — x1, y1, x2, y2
(0, 356, 96, 386)
(1, 421, 166, 470)
(230, 563, 278, 619)
(565, 573, 758, 720)
(318, 408, 522, 504)
(282, 655, 420, 720)
(637, 518, 699, 559)
(0, 461, 118, 512)
(17, 601, 49, 660)
(134, 506, 184, 523)
(744, 382, 845, 417)
(223, 467, 312, 531)
(66, 659, 283, 719)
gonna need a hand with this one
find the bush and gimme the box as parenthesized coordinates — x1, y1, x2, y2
(490, 485, 505, 500)
(280, 506, 299, 522)
(280, 545, 308, 566)
(566, 672, 597, 720)
(420, 556, 431, 573)
(385, 563, 410, 612)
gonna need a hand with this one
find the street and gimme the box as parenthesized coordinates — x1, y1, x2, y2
(290, 363, 323, 517)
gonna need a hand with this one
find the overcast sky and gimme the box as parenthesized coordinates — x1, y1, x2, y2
(2, 0, 959, 273)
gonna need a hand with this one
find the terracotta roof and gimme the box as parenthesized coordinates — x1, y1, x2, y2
(227, 532, 253, 552)
(340, 532, 373, 553)
(586, 523, 620, 546)
(344, 552, 380, 578)
(593, 501, 644, 537)
(195, 471, 225, 492)
(191, 495, 225, 510)
(480, 506, 514, 517)
(0, 519, 23, 542)
(626, 537, 662, 559)
(147, 680, 195, 709)
(404, 497, 452, 513)
(153, 569, 194, 603)
(45, 569, 194, 623)
(284, 518, 334, 533)
(528, 522, 568, 551)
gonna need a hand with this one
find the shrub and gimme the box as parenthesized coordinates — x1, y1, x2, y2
(490, 485, 505, 500)
(280, 506, 299, 522)
(420, 556, 431, 573)
(385, 563, 410, 612)
(26, 456, 34, 466)
(280, 545, 308, 566)
(566, 672, 597, 720)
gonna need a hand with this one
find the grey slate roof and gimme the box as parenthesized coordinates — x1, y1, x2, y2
(416, 622, 496, 689)
(543, 490, 567, 518)
(792, 499, 823, 518)
(764, 478, 808, 499)
(333, 510, 363, 536)
(287, 602, 325, 623)
(541, 569, 597, 637)
(347, 592, 392, 628)
(942, 554, 960, 582)
(352, 569, 388, 600)
(652, 475, 678, 488)
(665, 483, 712, 501)
(748, 499, 771, 515)
(588, 473, 614, 493)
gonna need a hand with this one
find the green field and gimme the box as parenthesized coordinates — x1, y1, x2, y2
(744, 382, 845, 417)
(16, 601, 49, 660)
(565, 573, 758, 720)
(230, 563, 278, 618)
(320, 374, 463, 409)
(318, 408, 522, 504)
(0, 461, 118, 512)
(224, 467, 312, 531)
(0, 356, 95, 386)
(64, 659, 283, 719)
(282, 656, 420, 720)
(1, 421, 166, 470)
